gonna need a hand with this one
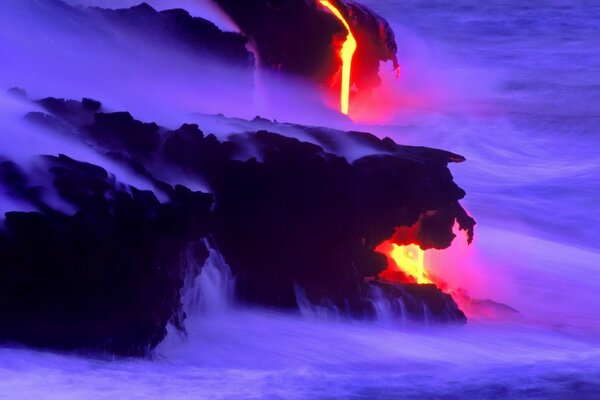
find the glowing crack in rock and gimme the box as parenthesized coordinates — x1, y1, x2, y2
(319, 0, 357, 115)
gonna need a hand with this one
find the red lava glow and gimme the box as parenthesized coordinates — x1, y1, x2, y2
(319, 0, 357, 115)
(375, 222, 440, 286)
(317, 3, 416, 123)
(376, 221, 503, 319)
(349, 62, 432, 124)
(376, 241, 432, 284)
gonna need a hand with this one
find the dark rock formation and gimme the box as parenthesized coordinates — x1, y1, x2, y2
(94, 3, 253, 68)
(35, 97, 102, 127)
(0, 155, 212, 356)
(12, 0, 254, 69)
(213, 0, 399, 91)
(341, 1, 400, 89)
(47, 97, 473, 315)
(0, 95, 474, 354)
(90, 112, 161, 155)
(368, 279, 466, 323)
(213, 0, 340, 81)
(185, 132, 472, 312)
(0, 0, 474, 357)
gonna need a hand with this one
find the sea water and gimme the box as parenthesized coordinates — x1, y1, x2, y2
(1, 1, 600, 398)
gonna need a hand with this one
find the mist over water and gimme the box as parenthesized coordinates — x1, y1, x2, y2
(1, 0, 600, 398)
(359, 0, 600, 328)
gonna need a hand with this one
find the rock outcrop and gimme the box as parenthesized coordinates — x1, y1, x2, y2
(0, 1, 473, 357)
(1, 89, 474, 354)
(212, 0, 399, 91)
(0, 155, 212, 356)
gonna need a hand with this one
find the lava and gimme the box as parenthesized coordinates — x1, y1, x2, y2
(374, 222, 513, 320)
(376, 241, 433, 285)
(319, 0, 357, 115)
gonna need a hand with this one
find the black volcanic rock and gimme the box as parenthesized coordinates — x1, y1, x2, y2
(95, 2, 253, 67)
(47, 97, 474, 316)
(193, 132, 471, 312)
(368, 279, 467, 323)
(214, 0, 340, 81)
(0, 155, 212, 356)
(28, 99, 163, 157)
(213, 0, 399, 90)
(90, 112, 161, 155)
(36, 97, 103, 127)
(0, 95, 475, 354)
(163, 123, 237, 174)
(0, 160, 34, 204)
(10, 0, 254, 73)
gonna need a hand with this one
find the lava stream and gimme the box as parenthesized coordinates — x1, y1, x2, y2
(319, 0, 357, 115)
(375, 241, 433, 285)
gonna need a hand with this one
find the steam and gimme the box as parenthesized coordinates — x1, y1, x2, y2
(354, 0, 600, 331)
(62, 0, 238, 31)
(0, 0, 366, 218)
(0, 0, 360, 132)
(1, 0, 597, 329)
(0, 0, 599, 397)
(0, 1, 258, 123)
(0, 92, 167, 215)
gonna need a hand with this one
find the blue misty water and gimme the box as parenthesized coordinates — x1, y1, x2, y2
(1, 1, 600, 399)
(364, 0, 600, 250)
(361, 0, 600, 327)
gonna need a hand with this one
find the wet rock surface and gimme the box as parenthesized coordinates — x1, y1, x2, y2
(0, 95, 474, 354)
(368, 279, 467, 323)
(0, 155, 212, 356)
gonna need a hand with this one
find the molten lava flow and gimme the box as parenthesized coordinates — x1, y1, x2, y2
(319, 0, 357, 115)
(376, 241, 433, 285)
(375, 222, 512, 320)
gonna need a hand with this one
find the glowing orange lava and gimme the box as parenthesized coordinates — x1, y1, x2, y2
(375, 222, 500, 320)
(319, 0, 357, 115)
(376, 241, 433, 285)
